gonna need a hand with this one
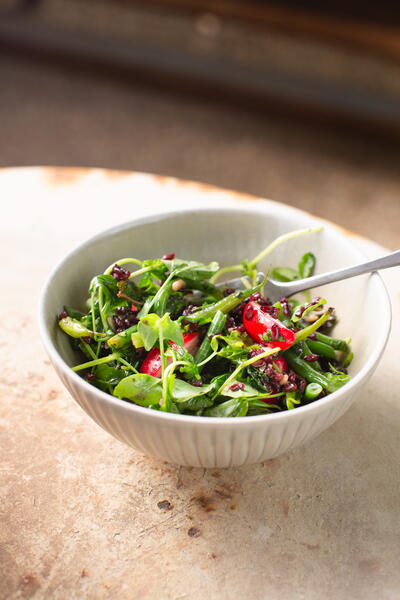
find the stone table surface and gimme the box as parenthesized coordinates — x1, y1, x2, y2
(1, 167, 399, 600)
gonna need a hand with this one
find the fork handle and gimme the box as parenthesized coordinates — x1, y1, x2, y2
(279, 250, 400, 297)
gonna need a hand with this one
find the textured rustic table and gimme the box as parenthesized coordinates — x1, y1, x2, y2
(1, 167, 399, 600)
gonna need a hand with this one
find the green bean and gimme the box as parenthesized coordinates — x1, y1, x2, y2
(195, 310, 227, 367)
(284, 349, 348, 393)
(301, 340, 323, 371)
(58, 317, 92, 339)
(315, 332, 350, 352)
(307, 340, 337, 360)
(185, 274, 268, 325)
(184, 291, 241, 324)
(154, 282, 173, 316)
(107, 325, 137, 350)
(304, 382, 323, 400)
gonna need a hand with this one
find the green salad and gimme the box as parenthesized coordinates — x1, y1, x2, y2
(58, 227, 353, 417)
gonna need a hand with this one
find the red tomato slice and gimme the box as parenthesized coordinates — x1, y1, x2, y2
(243, 301, 296, 350)
(140, 331, 200, 378)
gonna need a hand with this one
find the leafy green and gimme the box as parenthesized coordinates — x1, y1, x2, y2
(246, 367, 271, 393)
(220, 380, 265, 398)
(285, 391, 302, 410)
(140, 259, 167, 279)
(178, 396, 214, 411)
(171, 379, 213, 402)
(138, 314, 160, 350)
(166, 293, 188, 319)
(271, 267, 298, 282)
(298, 252, 316, 279)
(204, 398, 248, 418)
(113, 374, 162, 406)
(210, 332, 249, 363)
(93, 364, 127, 391)
(247, 399, 281, 415)
(137, 313, 183, 351)
(138, 271, 160, 294)
(167, 345, 201, 380)
(159, 313, 184, 347)
(162, 259, 219, 281)
(89, 274, 119, 295)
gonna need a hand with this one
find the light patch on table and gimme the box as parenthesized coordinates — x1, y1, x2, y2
(56, 451, 82, 479)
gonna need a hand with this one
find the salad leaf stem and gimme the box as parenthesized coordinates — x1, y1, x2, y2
(104, 258, 143, 274)
(90, 291, 97, 335)
(211, 346, 280, 400)
(72, 353, 120, 372)
(81, 340, 97, 360)
(249, 227, 322, 269)
(210, 264, 241, 284)
(128, 266, 155, 280)
(98, 287, 109, 331)
(195, 310, 227, 366)
(139, 271, 176, 317)
(158, 321, 169, 410)
(294, 310, 331, 343)
(116, 356, 139, 374)
(196, 351, 218, 368)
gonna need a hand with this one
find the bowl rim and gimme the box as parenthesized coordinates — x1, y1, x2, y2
(38, 201, 392, 427)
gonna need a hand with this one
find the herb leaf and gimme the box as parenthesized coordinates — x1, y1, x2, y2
(271, 267, 299, 282)
(298, 252, 316, 279)
(162, 259, 219, 281)
(89, 274, 118, 295)
(220, 380, 269, 398)
(159, 314, 184, 347)
(138, 314, 160, 350)
(204, 398, 248, 418)
(113, 373, 162, 406)
(171, 379, 213, 402)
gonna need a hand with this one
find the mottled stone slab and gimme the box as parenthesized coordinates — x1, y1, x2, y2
(1, 168, 399, 599)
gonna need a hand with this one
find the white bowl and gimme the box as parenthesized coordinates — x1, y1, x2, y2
(39, 204, 391, 467)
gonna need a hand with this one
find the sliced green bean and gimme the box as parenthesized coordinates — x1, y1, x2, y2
(284, 349, 349, 393)
(304, 382, 323, 401)
(107, 325, 137, 350)
(195, 310, 227, 367)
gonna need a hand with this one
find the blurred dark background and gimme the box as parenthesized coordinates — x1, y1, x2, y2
(1, 0, 399, 248)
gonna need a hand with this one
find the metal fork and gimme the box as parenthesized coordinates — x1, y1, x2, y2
(217, 250, 400, 303)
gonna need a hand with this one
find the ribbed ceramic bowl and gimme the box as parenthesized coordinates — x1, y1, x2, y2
(39, 204, 391, 467)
